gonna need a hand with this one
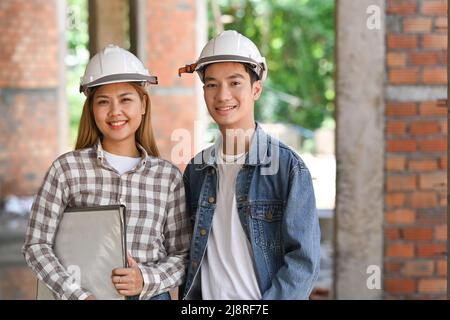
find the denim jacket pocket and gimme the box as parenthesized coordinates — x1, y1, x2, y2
(249, 202, 284, 249)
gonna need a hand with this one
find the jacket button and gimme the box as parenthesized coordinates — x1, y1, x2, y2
(210, 168, 216, 175)
(200, 228, 207, 236)
(191, 261, 198, 268)
(267, 209, 273, 220)
(208, 196, 215, 203)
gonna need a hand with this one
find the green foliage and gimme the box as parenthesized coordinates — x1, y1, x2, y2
(211, 0, 335, 131)
(66, 0, 89, 146)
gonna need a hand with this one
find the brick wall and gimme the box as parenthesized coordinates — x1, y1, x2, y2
(145, 0, 199, 167)
(0, 0, 61, 198)
(385, 0, 447, 299)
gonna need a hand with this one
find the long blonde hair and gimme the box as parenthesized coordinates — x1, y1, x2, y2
(75, 82, 160, 157)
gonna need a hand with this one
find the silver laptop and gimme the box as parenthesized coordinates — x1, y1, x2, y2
(36, 205, 127, 300)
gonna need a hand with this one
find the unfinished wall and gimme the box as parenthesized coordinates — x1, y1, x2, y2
(384, 0, 447, 299)
(0, 0, 66, 199)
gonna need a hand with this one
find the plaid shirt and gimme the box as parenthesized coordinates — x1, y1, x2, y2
(23, 140, 191, 300)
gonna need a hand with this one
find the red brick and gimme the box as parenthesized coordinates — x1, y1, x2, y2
(435, 17, 447, 31)
(384, 279, 416, 293)
(436, 260, 447, 276)
(387, 102, 417, 116)
(384, 261, 403, 273)
(403, 18, 433, 32)
(387, 157, 406, 171)
(410, 121, 440, 135)
(418, 279, 446, 293)
(417, 243, 446, 257)
(387, 139, 417, 152)
(386, 227, 401, 240)
(387, 175, 417, 191)
(417, 211, 446, 225)
(387, 52, 407, 67)
(422, 67, 447, 84)
(389, 68, 419, 84)
(419, 173, 446, 189)
(410, 191, 438, 208)
(419, 101, 447, 116)
(440, 190, 447, 206)
(403, 227, 434, 240)
(422, 0, 448, 16)
(386, 193, 406, 207)
(422, 35, 447, 49)
(408, 159, 438, 171)
(387, 1, 417, 15)
(418, 139, 447, 152)
(388, 35, 418, 49)
(386, 243, 415, 257)
(404, 261, 434, 277)
(387, 121, 407, 135)
(410, 51, 440, 65)
(385, 209, 416, 224)
(441, 119, 447, 134)
(439, 156, 447, 169)
(442, 49, 448, 65)
(435, 224, 447, 241)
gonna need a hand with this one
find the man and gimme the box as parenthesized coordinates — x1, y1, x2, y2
(178, 30, 320, 300)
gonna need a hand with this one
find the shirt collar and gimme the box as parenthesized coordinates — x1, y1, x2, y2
(94, 139, 149, 170)
(195, 122, 272, 170)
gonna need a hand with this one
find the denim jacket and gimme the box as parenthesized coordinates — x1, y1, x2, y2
(182, 123, 320, 299)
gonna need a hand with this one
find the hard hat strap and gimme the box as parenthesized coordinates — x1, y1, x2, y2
(178, 63, 198, 77)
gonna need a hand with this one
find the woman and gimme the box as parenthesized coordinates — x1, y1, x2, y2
(23, 45, 191, 300)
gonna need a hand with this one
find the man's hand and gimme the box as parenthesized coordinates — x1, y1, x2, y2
(85, 295, 96, 300)
(111, 253, 144, 297)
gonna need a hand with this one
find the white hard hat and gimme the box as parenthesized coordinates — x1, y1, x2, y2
(79, 44, 158, 95)
(179, 30, 268, 82)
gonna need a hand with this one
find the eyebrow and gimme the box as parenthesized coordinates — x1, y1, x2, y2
(95, 92, 134, 99)
(204, 73, 246, 82)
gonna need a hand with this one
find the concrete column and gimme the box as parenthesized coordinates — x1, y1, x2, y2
(335, 0, 385, 299)
(88, 0, 129, 54)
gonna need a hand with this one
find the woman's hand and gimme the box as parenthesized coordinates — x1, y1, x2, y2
(111, 253, 144, 297)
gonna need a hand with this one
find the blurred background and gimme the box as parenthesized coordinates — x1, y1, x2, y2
(0, 0, 447, 300)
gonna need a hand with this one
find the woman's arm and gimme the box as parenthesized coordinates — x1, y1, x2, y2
(138, 171, 192, 300)
(22, 161, 94, 300)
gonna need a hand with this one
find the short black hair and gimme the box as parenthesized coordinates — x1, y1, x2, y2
(202, 62, 260, 85)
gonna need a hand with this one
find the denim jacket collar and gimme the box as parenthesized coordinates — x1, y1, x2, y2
(194, 122, 272, 170)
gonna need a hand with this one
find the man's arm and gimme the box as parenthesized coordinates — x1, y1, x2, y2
(262, 165, 321, 299)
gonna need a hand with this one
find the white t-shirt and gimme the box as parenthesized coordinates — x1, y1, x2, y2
(201, 149, 261, 300)
(103, 150, 141, 175)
